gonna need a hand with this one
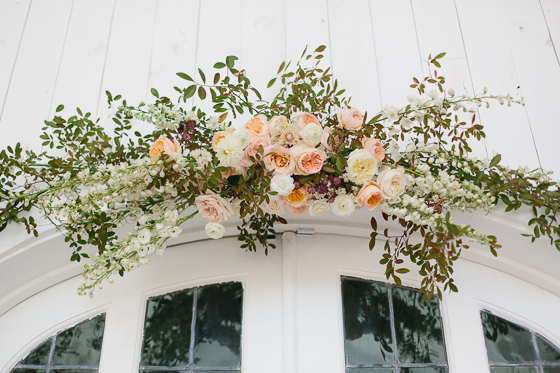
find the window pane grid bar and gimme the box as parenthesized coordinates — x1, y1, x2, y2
(44, 334, 57, 373)
(188, 287, 199, 369)
(140, 366, 240, 371)
(19, 364, 98, 370)
(387, 285, 400, 368)
(489, 362, 560, 367)
(347, 362, 448, 368)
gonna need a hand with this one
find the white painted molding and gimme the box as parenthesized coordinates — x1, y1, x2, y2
(282, 232, 298, 373)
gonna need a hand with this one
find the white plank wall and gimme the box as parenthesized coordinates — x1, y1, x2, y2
(0, 0, 559, 172)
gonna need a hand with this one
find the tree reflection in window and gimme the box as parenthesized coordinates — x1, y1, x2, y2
(140, 282, 243, 372)
(10, 314, 106, 373)
(341, 277, 448, 372)
(481, 310, 560, 372)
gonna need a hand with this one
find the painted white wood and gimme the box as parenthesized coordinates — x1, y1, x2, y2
(285, 0, 331, 67)
(0, 0, 31, 123)
(0, 0, 73, 152)
(500, 0, 560, 175)
(147, 0, 199, 102)
(327, 0, 381, 112)
(240, 0, 285, 104)
(455, 0, 540, 171)
(48, 0, 115, 119)
(282, 232, 298, 373)
(193, 0, 242, 119)
(95, 0, 157, 135)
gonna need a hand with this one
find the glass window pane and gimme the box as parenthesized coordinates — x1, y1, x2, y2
(481, 312, 536, 363)
(20, 338, 52, 365)
(392, 287, 446, 364)
(401, 368, 447, 373)
(347, 368, 394, 373)
(52, 371, 97, 373)
(141, 289, 194, 367)
(538, 335, 560, 362)
(341, 279, 393, 365)
(543, 368, 560, 373)
(52, 315, 105, 366)
(194, 282, 243, 367)
(13, 370, 46, 373)
(490, 368, 538, 373)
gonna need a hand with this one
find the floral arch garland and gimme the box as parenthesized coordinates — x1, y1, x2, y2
(1, 47, 559, 301)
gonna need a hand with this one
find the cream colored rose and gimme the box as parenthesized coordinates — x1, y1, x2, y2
(308, 200, 330, 216)
(268, 115, 290, 136)
(299, 123, 323, 147)
(337, 107, 363, 131)
(205, 222, 225, 239)
(346, 149, 378, 185)
(261, 195, 285, 215)
(377, 167, 406, 199)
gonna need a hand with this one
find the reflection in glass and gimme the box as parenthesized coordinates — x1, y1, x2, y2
(538, 336, 560, 362)
(52, 371, 97, 373)
(347, 368, 394, 373)
(481, 312, 536, 363)
(490, 367, 538, 373)
(401, 368, 447, 373)
(52, 315, 105, 366)
(141, 289, 194, 367)
(392, 287, 446, 364)
(342, 279, 393, 365)
(194, 282, 243, 367)
(21, 338, 52, 365)
(543, 368, 560, 373)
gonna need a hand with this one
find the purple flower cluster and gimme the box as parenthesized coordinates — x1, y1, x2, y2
(177, 120, 197, 144)
(303, 175, 345, 203)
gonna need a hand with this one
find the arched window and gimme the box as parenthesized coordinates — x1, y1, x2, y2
(10, 314, 106, 372)
(481, 310, 560, 372)
(341, 277, 448, 372)
(139, 281, 243, 372)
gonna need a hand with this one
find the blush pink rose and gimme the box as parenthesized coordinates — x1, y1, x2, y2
(239, 133, 272, 167)
(337, 107, 363, 131)
(321, 126, 333, 151)
(285, 203, 310, 215)
(291, 145, 326, 175)
(195, 193, 235, 223)
(150, 136, 182, 163)
(358, 181, 383, 211)
(260, 195, 285, 215)
(362, 137, 385, 162)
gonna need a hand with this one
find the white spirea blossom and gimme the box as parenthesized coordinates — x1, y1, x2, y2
(332, 195, 355, 217)
(191, 149, 212, 169)
(206, 116, 220, 130)
(383, 105, 400, 123)
(205, 222, 225, 239)
(216, 136, 244, 167)
(299, 123, 323, 147)
(270, 174, 295, 196)
(137, 229, 151, 244)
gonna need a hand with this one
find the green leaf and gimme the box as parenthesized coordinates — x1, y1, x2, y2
(267, 78, 276, 88)
(198, 68, 206, 83)
(278, 61, 285, 74)
(315, 45, 326, 53)
(184, 85, 196, 99)
(55, 104, 64, 112)
(371, 217, 377, 231)
(226, 55, 238, 69)
(214, 62, 226, 69)
(150, 88, 159, 98)
(434, 52, 446, 59)
(177, 72, 194, 81)
(489, 154, 501, 168)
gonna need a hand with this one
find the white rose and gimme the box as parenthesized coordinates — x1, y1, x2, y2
(205, 222, 225, 239)
(216, 136, 244, 166)
(299, 123, 323, 147)
(377, 167, 407, 199)
(346, 149, 378, 185)
(308, 200, 330, 216)
(270, 174, 295, 196)
(137, 229, 151, 244)
(231, 128, 251, 148)
(331, 195, 355, 217)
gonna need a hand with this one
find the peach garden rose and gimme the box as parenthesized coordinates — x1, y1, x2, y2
(263, 144, 296, 175)
(358, 181, 383, 210)
(244, 114, 270, 139)
(362, 137, 385, 162)
(149, 136, 182, 163)
(294, 112, 321, 130)
(377, 167, 406, 199)
(291, 145, 326, 175)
